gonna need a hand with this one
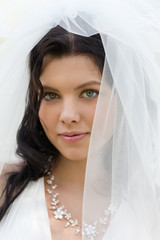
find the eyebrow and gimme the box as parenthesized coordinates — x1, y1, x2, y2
(42, 80, 101, 91)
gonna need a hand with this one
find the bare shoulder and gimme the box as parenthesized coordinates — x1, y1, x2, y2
(1, 162, 23, 176)
(0, 162, 24, 203)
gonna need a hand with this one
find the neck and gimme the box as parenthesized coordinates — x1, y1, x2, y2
(52, 155, 86, 191)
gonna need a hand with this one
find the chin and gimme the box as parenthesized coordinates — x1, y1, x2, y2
(60, 150, 88, 161)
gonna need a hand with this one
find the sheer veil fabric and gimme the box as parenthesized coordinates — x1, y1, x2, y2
(0, 0, 160, 239)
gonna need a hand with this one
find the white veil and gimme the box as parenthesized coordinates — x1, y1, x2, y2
(0, 0, 160, 239)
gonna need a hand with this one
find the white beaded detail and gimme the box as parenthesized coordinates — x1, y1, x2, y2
(46, 173, 117, 239)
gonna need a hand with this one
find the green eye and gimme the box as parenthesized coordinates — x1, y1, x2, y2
(82, 90, 98, 98)
(44, 93, 59, 100)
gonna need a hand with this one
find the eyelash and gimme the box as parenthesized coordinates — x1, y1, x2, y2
(43, 89, 99, 101)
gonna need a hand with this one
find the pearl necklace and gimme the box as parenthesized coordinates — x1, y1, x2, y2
(46, 172, 117, 240)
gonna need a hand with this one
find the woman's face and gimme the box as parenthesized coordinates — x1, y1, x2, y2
(39, 55, 101, 161)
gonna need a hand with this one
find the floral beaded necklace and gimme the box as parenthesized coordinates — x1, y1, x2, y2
(45, 170, 117, 240)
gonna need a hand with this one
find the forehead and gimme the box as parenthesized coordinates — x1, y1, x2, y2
(40, 55, 101, 86)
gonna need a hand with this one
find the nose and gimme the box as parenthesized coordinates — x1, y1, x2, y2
(59, 98, 80, 124)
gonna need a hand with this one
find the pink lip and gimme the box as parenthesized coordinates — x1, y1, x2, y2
(59, 132, 89, 143)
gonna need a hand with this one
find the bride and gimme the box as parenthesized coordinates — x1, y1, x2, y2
(0, 1, 160, 240)
(0, 24, 106, 240)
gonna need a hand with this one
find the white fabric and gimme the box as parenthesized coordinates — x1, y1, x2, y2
(0, 0, 160, 239)
(0, 177, 150, 240)
(0, 178, 51, 239)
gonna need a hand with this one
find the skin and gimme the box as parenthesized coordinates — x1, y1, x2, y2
(39, 54, 101, 188)
(38, 55, 102, 239)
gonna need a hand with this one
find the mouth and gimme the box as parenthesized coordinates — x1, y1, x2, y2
(58, 132, 89, 143)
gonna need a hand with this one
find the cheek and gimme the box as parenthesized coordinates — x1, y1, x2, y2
(38, 105, 47, 126)
(38, 100, 97, 129)
(38, 104, 57, 131)
(82, 102, 97, 126)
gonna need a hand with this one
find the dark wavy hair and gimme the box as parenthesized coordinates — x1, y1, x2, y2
(0, 25, 105, 220)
